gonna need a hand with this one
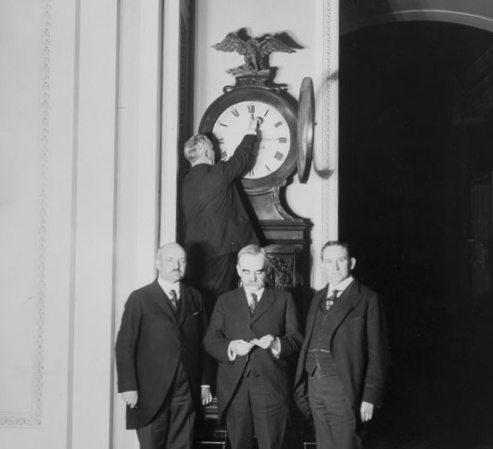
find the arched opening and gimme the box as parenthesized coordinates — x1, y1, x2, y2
(340, 21, 493, 447)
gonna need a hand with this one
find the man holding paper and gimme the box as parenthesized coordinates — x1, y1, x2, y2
(204, 244, 302, 449)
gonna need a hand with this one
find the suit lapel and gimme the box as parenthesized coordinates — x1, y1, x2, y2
(148, 280, 179, 326)
(237, 289, 253, 319)
(177, 283, 190, 327)
(251, 288, 275, 323)
(304, 287, 327, 345)
(296, 287, 327, 377)
(325, 281, 360, 339)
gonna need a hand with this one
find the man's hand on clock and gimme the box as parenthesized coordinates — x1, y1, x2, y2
(248, 116, 263, 134)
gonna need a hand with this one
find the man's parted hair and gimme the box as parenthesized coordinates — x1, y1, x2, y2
(237, 244, 269, 266)
(183, 134, 212, 164)
(321, 240, 353, 259)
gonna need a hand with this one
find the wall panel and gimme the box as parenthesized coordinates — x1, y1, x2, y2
(0, 1, 76, 448)
(0, 0, 121, 447)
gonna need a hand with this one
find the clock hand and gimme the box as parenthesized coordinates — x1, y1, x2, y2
(259, 137, 290, 144)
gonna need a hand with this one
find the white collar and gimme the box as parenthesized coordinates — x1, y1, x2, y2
(243, 287, 265, 304)
(157, 277, 180, 299)
(327, 276, 354, 297)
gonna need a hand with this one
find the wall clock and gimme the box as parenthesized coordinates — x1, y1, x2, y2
(199, 82, 297, 193)
(199, 76, 314, 193)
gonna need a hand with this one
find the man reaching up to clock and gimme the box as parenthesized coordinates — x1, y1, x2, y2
(181, 116, 262, 314)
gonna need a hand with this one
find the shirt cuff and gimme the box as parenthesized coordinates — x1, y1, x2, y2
(245, 130, 257, 135)
(201, 385, 210, 389)
(270, 337, 281, 358)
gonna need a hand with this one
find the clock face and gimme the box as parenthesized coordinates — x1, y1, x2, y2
(212, 101, 291, 180)
(199, 86, 297, 193)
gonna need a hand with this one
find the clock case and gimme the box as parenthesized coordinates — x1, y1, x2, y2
(196, 76, 314, 447)
(199, 79, 297, 195)
(199, 75, 312, 301)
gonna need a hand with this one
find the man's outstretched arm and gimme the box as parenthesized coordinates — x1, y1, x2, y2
(220, 117, 261, 181)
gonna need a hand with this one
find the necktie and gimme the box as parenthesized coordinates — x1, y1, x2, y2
(325, 289, 339, 311)
(249, 293, 258, 317)
(168, 289, 178, 309)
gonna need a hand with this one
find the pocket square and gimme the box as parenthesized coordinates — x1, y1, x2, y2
(192, 311, 200, 316)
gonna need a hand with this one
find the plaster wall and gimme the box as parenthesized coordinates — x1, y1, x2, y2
(0, 3, 75, 449)
(0, 1, 157, 448)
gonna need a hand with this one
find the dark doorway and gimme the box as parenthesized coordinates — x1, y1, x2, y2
(340, 22, 493, 448)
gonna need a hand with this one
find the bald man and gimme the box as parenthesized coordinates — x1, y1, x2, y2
(115, 243, 212, 449)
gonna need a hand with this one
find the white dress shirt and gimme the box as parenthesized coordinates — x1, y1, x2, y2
(327, 276, 354, 298)
(158, 277, 210, 391)
(157, 277, 180, 300)
(245, 287, 265, 308)
(226, 288, 281, 361)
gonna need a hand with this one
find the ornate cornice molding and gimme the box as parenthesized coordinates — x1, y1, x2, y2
(0, 0, 51, 427)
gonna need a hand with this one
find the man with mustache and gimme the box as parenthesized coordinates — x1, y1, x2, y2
(204, 244, 302, 449)
(115, 242, 212, 449)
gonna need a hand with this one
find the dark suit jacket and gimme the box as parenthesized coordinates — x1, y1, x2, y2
(294, 280, 389, 417)
(204, 287, 302, 422)
(181, 134, 260, 260)
(115, 280, 210, 429)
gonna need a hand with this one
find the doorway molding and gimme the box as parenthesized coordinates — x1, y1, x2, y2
(341, 1, 493, 35)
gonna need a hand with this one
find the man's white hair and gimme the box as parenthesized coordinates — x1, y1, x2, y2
(237, 244, 269, 265)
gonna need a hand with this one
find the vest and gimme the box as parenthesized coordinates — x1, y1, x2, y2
(305, 299, 338, 376)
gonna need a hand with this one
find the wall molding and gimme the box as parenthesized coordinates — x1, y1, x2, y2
(319, 0, 340, 285)
(342, 4, 493, 35)
(0, 0, 51, 428)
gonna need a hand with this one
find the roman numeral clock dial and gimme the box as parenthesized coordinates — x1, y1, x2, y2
(199, 86, 298, 194)
(212, 101, 290, 180)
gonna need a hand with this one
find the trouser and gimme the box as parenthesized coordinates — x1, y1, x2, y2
(308, 371, 362, 449)
(226, 374, 288, 449)
(136, 364, 195, 449)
